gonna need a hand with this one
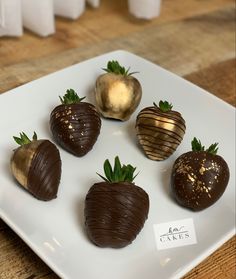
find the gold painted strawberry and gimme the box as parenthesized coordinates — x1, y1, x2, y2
(50, 89, 101, 156)
(136, 100, 186, 160)
(84, 156, 149, 248)
(171, 138, 230, 211)
(10, 132, 61, 201)
(95, 60, 142, 121)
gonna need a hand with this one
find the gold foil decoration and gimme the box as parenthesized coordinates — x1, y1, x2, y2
(95, 73, 142, 121)
(10, 140, 42, 189)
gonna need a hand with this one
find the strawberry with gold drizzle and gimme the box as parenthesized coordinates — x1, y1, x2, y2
(10, 132, 61, 201)
(136, 100, 186, 160)
(171, 138, 230, 211)
(50, 89, 101, 156)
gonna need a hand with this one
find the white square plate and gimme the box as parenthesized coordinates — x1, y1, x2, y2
(0, 50, 235, 279)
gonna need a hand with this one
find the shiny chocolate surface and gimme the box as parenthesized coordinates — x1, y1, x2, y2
(171, 151, 230, 211)
(84, 182, 149, 248)
(50, 102, 101, 156)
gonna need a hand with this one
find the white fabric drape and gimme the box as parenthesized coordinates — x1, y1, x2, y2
(54, 0, 85, 19)
(22, 0, 55, 37)
(0, 0, 162, 37)
(128, 0, 162, 19)
(0, 0, 22, 37)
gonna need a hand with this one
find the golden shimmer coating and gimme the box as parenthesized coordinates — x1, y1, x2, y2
(95, 73, 142, 121)
(95, 59, 142, 121)
(136, 103, 186, 160)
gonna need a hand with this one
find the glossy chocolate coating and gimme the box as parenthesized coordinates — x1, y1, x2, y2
(171, 151, 230, 211)
(84, 182, 149, 248)
(11, 140, 61, 201)
(50, 102, 101, 156)
(136, 106, 186, 160)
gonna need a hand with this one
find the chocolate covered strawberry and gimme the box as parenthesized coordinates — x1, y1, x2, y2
(84, 156, 149, 248)
(10, 132, 61, 201)
(95, 60, 142, 121)
(171, 138, 230, 211)
(50, 89, 101, 156)
(136, 100, 186, 160)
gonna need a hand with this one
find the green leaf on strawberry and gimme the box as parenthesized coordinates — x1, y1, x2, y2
(13, 132, 37, 146)
(191, 137, 218, 155)
(97, 156, 138, 183)
(102, 60, 138, 76)
(59, 89, 85, 105)
(153, 100, 173, 113)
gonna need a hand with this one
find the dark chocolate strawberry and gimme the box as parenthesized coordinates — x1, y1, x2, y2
(50, 89, 101, 156)
(84, 156, 149, 248)
(136, 100, 186, 161)
(10, 132, 61, 201)
(171, 138, 230, 211)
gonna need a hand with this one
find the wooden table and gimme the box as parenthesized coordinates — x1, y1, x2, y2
(0, 0, 235, 278)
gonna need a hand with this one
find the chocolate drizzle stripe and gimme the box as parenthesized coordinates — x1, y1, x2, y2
(137, 128, 183, 143)
(86, 192, 147, 225)
(137, 139, 177, 153)
(138, 109, 186, 128)
(85, 182, 149, 248)
(27, 140, 61, 201)
(50, 102, 101, 156)
(137, 133, 180, 146)
(136, 115, 186, 134)
(136, 126, 184, 142)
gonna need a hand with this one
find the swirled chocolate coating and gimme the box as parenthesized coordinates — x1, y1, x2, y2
(136, 106, 186, 160)
(84, 182, 149, 248)
(50, 103, 101, 156)
(171, 151, 230, 211)
(11, 140, 61, 201)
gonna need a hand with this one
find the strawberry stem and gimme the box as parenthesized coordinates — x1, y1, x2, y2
(13, 132, 37, 146)
(102, 60, 138, 76)
(97, 156, 138, 183)
(191, 137, 218, 155)
(154, 100, 173, 112)
(59, 89, 85, 105)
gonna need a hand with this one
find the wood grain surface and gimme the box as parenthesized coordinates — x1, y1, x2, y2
(0, 0, 235, 278)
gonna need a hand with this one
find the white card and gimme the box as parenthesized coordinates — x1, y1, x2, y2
(153, 218, 197, 250)
(54, 0, 85, 19)
(22, 0, 55, 37)
(0, 0, 23, 37)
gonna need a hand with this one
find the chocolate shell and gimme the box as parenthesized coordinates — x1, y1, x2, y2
(50, 102, 101, 156)
(11, 140, 61, 201)
(84, 182, 149, 248)
(171, 151, 230, 211)
(136, 106, 186, 160)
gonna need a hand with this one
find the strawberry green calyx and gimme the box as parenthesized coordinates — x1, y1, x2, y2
(154, 100, 173, 113)
(13, 132, 37, 146)
(102, 60, 138, 76)
(97, 156, 138, 183)
(191, 137, 218, 155)
(59, 89, 86, 105)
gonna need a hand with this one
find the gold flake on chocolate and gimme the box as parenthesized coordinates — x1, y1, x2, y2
(171, 150, 230, 211)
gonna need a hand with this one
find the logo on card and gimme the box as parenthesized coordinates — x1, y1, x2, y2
(160, 226, 189, 242)
(153, 218, 197, 250)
